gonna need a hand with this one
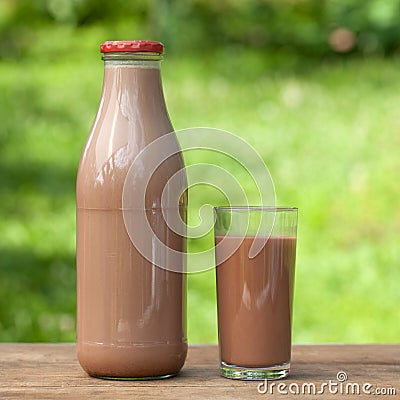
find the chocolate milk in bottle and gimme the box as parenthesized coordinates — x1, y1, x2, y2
(76, 41, 187, 379)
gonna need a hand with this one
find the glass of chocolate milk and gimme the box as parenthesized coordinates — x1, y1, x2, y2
(214, 207, 297, 380)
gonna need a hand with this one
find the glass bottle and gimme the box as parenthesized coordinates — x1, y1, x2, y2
(76, 41, 187, 379)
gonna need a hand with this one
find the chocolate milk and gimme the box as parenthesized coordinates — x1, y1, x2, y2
(76, 43, 187, 379)
(215, 236, 296, 367)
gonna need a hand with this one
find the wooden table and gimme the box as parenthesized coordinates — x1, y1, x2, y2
(0, 344, 399, 399)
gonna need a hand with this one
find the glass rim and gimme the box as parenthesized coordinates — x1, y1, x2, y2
(214, 206, 297, 212)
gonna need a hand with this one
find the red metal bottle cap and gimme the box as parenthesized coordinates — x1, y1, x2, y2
(100, 41, 164, 54)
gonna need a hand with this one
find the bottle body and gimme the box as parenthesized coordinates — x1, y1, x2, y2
(76, 50, 187, 379)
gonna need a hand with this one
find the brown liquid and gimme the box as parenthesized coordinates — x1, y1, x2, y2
(215, 236, 296, 367)
(76, 63, 187, 378)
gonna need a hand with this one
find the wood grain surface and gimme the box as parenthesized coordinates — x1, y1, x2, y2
(0, 344, 399, 399)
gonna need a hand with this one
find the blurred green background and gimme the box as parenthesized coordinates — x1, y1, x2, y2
(1, 0, 399, 343)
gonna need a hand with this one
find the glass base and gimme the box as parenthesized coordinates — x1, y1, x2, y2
(220, 361, 289, 381)
(94, 373, 177, 381)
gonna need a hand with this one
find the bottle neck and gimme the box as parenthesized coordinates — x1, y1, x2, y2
(101, 50, 164, 97)
(98, 51, 172, 142)
(101, 52, 163, 91)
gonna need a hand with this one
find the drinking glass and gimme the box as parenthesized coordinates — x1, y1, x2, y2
(214, 206, 298, 380)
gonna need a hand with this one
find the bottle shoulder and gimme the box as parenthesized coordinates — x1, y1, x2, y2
(76, 118, 185, 209)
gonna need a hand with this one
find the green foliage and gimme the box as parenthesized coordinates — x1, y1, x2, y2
(166, 51, 400, 343)
(1, 11, 400, 344)
(2, 0, 400, 58)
